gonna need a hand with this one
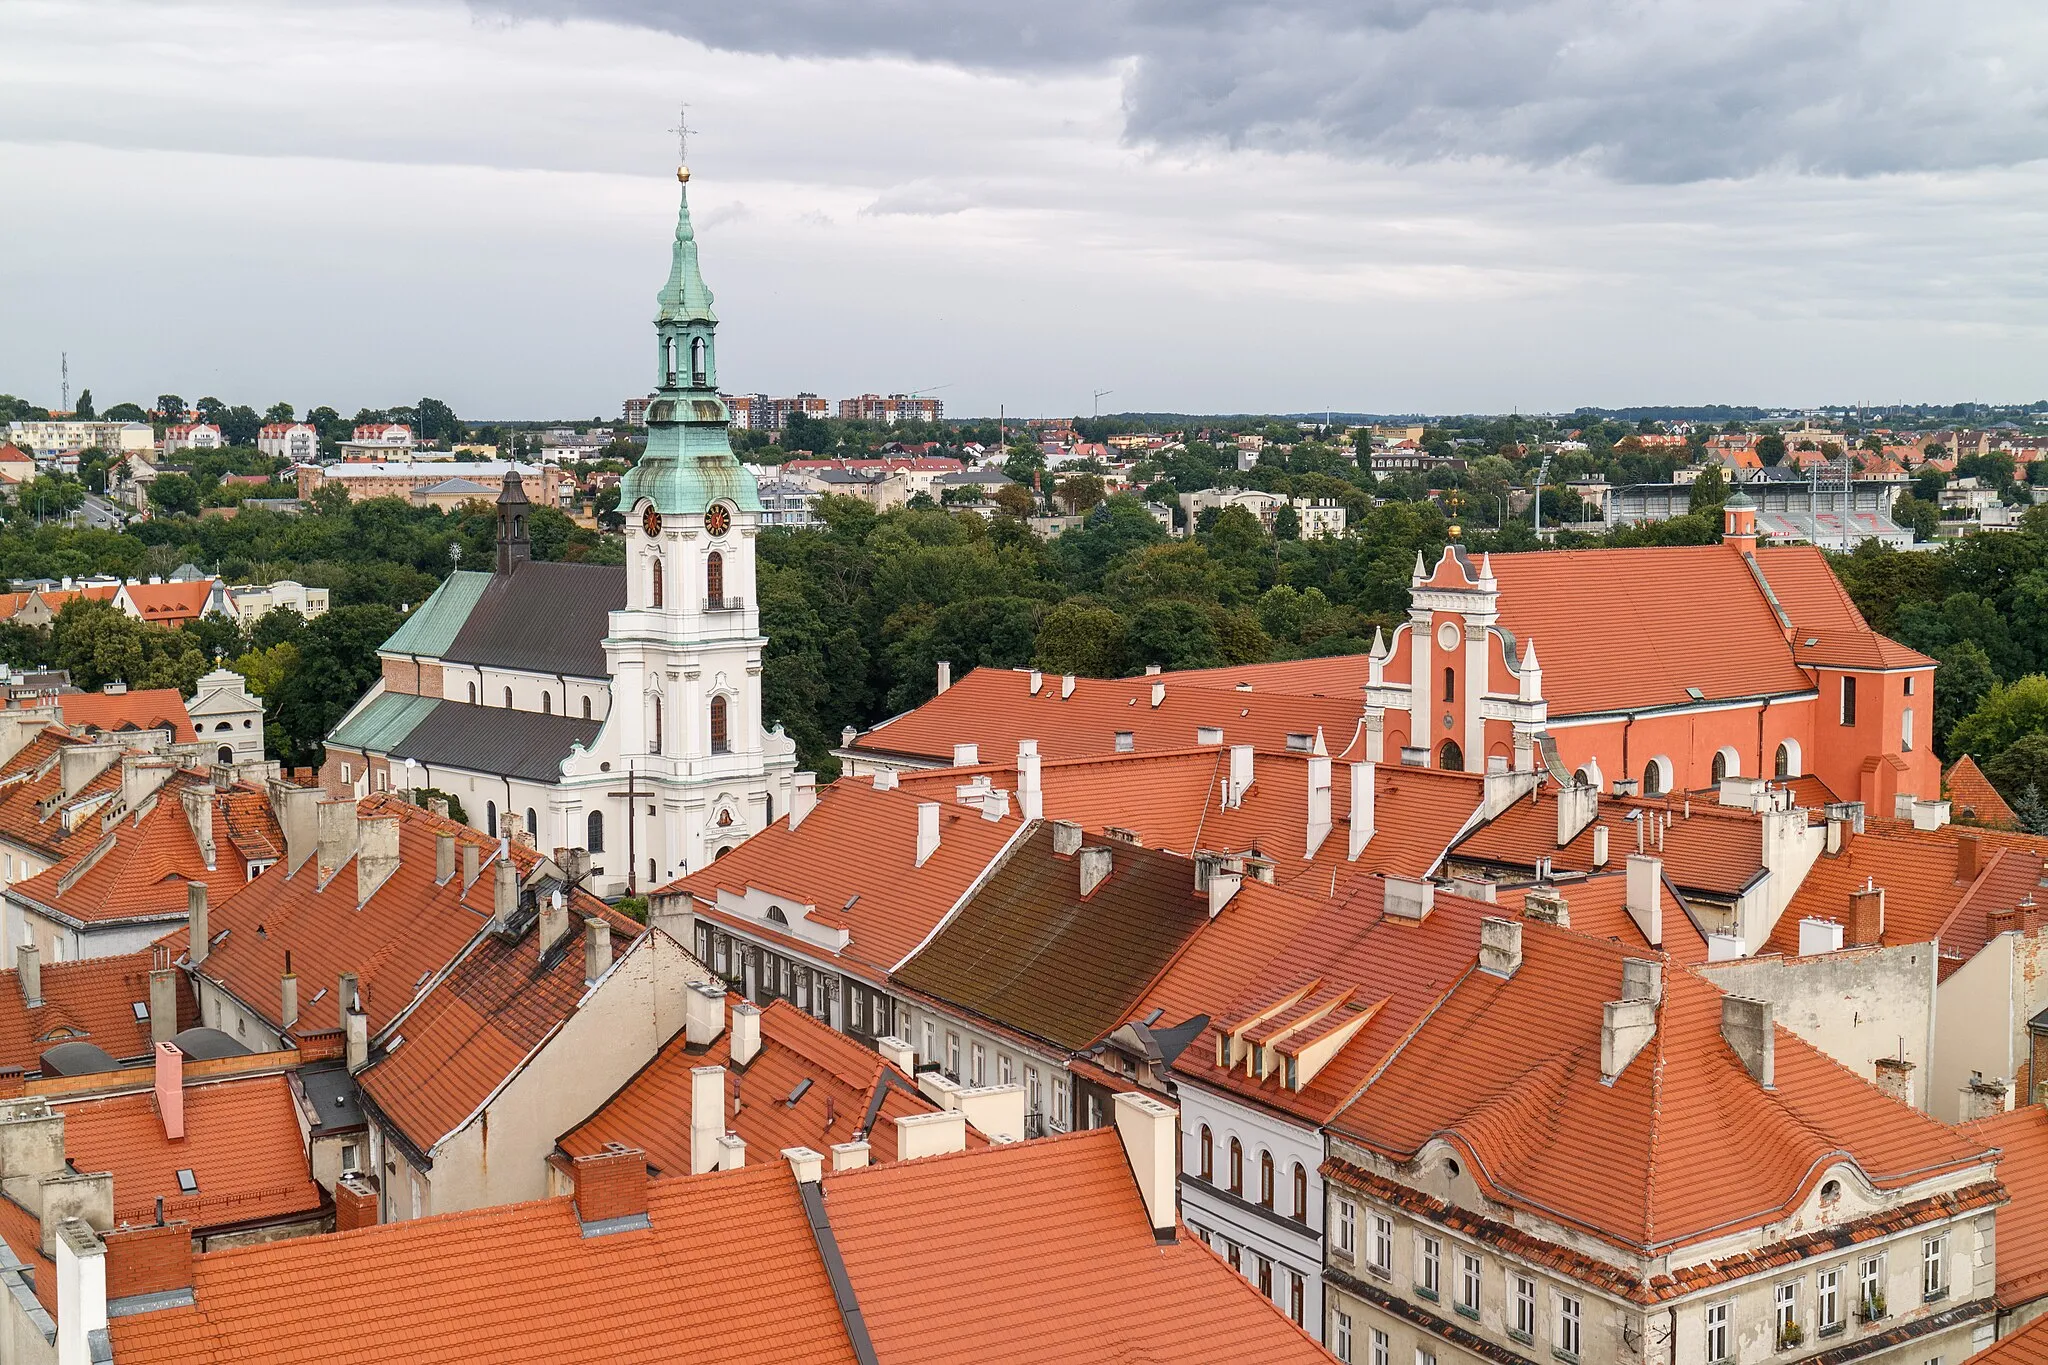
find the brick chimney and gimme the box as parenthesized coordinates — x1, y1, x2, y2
(186, 880, 209, 966)
(1989, 904, 2023, 938)
(1873, 1056, 1916, 1106)
(1958, 834, 1983, 885)
(572, 1144, 649, 1225)
(1112, 1092, 1178, 1242)
(494, 856, 520, 934)
(1846, 882, 1885, 947)
(1079, 846, 1112, 896)
(914, 802, 941, 868)
(1051, 821, 1084, 857)
(1721, 996, 1775, 1088)
(334, 1172, 379, 1232)
(1959, 1073, 2010, 1121)
(148, 967, 178, 1046)
(154, 1042, 184, 1140)
(583, 918, 612, 984)
(1348, 762, 1375, 860)
(15, 944, 40, 1010)
(104, 1219, 192, 1303)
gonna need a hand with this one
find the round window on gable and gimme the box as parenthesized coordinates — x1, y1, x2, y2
(1820, 1179, 1842, 1203)
(1445, 1158, 1461, 1179)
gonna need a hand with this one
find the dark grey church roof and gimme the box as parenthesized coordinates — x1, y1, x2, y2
(330, 692, 603, 784)
(438, 560, 625, 679)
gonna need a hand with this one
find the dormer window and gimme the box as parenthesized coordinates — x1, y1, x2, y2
(1283, 1056, 1298, 1090)
(1249, 1042, 1264, 1077)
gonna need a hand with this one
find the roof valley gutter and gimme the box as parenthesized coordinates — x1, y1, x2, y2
(798, 1180, 881, 1365)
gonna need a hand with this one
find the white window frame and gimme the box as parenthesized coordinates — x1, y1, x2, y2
(1923, 1235, 1946, 1299)
(1370, 1214, 1394, 1275)
(1513, 1275, 1537, 1340)
(1556, 1292, 1582, 1359)
(1333, 1311, 1353, 1364)
(1818, 1266, 1842, 1333)
(969, 1041, 985, 1086)
(1051, 1074, 1071, 1131)
(1775, 1281, 1798, 1346)
(1705, 1301, 1730, 1364)
(1459, 1251, 1482, 1315)
(1335, 1198, 1356, 1257)
(1417, 1234, 1441, 1299)
(1370, 1325, 1389, 1365)
(1859, 1254, 1885, 1319)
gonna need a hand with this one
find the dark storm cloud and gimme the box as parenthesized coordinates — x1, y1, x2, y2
(477, 0, 2048, 181)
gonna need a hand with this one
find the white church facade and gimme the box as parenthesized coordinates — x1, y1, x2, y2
(321, 166, 799, 897)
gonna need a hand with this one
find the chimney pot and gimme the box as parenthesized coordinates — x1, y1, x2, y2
(935, 660, 952, 694)
(583, 917, 613, 984)
(15, 944, 41, 1010)
(1051, 821, 1084, 857)
(1079, 845, 1113, 896)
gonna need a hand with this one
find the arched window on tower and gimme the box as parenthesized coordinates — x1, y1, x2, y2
(486, 801, 498, 837)
(706, 551, 724, 608)
(1438, 740, 1464, 772)
(1443, 665, 1456, 703)
(651, 694, 663, 755)
(650, 555, 664, 608)
(665, 337, 677, 384)
(710, 695, 730, 754)
(541, 693, 551, 715)
(587, 810, 605, 853)
(690, 336, 707, 385)
(1229, 1139, 1243, 1195)
(525, 808, 537, 841)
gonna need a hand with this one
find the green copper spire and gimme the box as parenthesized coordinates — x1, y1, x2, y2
(619, 168, 761, 517)
(656, 171, 717, 325)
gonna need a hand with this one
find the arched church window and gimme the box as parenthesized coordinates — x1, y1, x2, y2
(587, 810, 605, 853)
(217, 745, 234, 765)
(710, 695, 730, 754)
(542, 693, 551, 715)
(1437, 740, 1464, 772)
(651, 555, 664, 608)
(525, 808, 537, 840)
(582, 696, 592, 720)
(1443, 666, 1456, 703)
(468, 682, 477, 704)
(504, 687, 514, 708)
(1775, 743, 1791, 778)
(665, 337, 677, 384)
(486, 801, 498, 837)
(706, 551, 724, 607)
(1643, 756, 1672, 797)
(651, 694, 664, 755)
(1712, 748, 1737, 784)
(691, 336, 707, 385)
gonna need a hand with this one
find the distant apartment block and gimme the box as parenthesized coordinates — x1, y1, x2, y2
(4, 420, 154, 457)
(161, 423, 224, 454)
(256, 422, 319, 462)
(839, 393, 944, 424)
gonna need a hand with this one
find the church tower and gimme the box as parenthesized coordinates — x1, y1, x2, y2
(558, 161, 796, 889)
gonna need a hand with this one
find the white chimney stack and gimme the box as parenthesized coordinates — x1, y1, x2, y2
(831, 1141, 871, 1171)
(1305, 755, 1333, 859)
(16, 944, 41, 1010)
(716, 1132, 747, 1169)
(894, 1109, 968, 1159)
(1112, 1092, 1178, 1241)
(1208, 869, 1242, 918)
(1150, 681, 1165, 709)
(1060, 674, 1076, 700)
(1079, 846, 1113, 896)
(1224, 746, 1254, 809)
(691, 1065, 726, 1174)
(914, 802, 941, 867)
(782, 1147, 824, 1184)
(1624, 853, 1663, 947)
(731, 1001, 762, 1067)
(952, 742, 979, 767)
(1348, 762, 1376, 860)
(936, 660, 952, 694)
(1017, 740, 1043, 821)
(789, 771, 818, 830)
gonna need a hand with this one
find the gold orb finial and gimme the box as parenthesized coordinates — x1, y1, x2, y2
(677, 165, 691, 183)
(1448, 523, 1462, 540)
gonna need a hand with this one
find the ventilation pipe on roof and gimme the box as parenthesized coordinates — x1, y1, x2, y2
(936, 660, 952, 694)
(731, 1001, 762, 1067)
(584, 917, 612, 985)
(1348, 762, 1375, 860)
(914, 802, 941, 868)
(15, 945, 40, 1010)
(280, 963, 299, 1031)
(1305, 754, 1333, 860)
(1224, 746, 1254, 810)
(691, 1065, 727, 1175)
(790, 771, 818, 830)
(186, 881, 209, 967)
(1079, 846, 1113, 896)
(1721, 996, 1775, 1089)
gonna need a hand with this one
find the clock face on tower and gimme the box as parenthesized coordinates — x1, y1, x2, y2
(641, 507, 663, 538)
(705, 503, 732, 537)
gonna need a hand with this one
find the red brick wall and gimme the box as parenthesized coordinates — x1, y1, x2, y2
(572, 1146, 649, 1223)
(379, 656, 444, 699)
(105, 1220, 193, 1299)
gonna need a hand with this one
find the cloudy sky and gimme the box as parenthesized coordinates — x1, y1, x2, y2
(4, 0, 2047, 419)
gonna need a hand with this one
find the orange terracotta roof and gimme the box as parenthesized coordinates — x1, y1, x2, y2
(1126, 877, 1335, 1029)
(560, 997, 965, 1171)
(13, 772, 277, 928)
(1950, 755, 2022, 830)
(1156, 879, 1494, 1127)
(1329, 922, 1996, 1257)
(1967, 1306, 2048, 1364)
(119, 581, 218, 625)
(0, 727, 125, 865)
(353, 886, 641, 1156)
(194, 795, 595, 1039)
(1963, 1105, 2048, 1308)
(0, 1192, 54, 1312)
(1752, 546, 1934, 670)
(1492, 872, 1713, 966)
(107, 1163, 862, 1365)
(824, 1129, 1336, 1364)
(54, 688, 196, 743)
(55, 1072, 324, 1232)
(851, 665, 1369, 765)
(1485, 546, 1815, 715)
(0, 951, 198, 1074)
(1452, 786, 1770, 899)
(668, 780, 1023, 980)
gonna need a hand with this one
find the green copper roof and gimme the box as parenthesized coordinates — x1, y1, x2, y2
(381, 570, 493, 657)
(329, 691, 437, 753)
(655, 175, 716, 325)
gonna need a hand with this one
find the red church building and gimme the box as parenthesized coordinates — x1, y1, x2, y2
(1362, 493, 1936, 811)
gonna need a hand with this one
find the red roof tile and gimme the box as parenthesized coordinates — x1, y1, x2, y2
(1950, 755, 2022, 831)
(1967, 1306, 2048, 1364)
(1492, 871, 1714, 966)
(119, 582, 218, 626)
(52, 689, 196, 743)
(0, 951, 198, 1074)
(1754, 547, 1934, 671)
(560, 997, 965, 1170)
(1329, 922, 1995, 1256)
(1452, 786, 1770, 899)
(55, 1072, 324, 1232)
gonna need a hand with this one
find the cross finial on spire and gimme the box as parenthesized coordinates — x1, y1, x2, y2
(669, 102, 694, 167)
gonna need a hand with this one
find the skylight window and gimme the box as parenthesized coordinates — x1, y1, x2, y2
(175, 1169, 198, 1194)
(1685, 687, 1706, 702)
(132, 1001, 149, 1021)
(785, 1079, 812, 1107)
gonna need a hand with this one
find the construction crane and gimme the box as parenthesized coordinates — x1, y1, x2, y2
(1531, 452, 1552, 534)
(1091, 389, 1114, 419)
(903, 383, 953, 399)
